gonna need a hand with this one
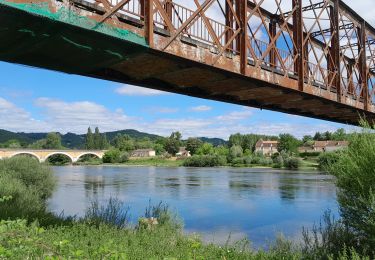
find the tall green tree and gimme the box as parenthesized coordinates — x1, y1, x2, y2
(85, 127, 95, 150)
(228, 133, 243, 147)
(44, 133, 62, 149)
(302, 135, 313, 145)
(229, 145, 243, 160)
(278, 133, 300, 154)
(332, 128, 347, 141)
(196, 143, 214, 155)
(165, 132, 181, 155)
(113, 134, 135, 152)
(101, 134, 109, 150)
(314, 132, 324, 141)
(93, 127, 102, 149)
(186, 138, 203, 155)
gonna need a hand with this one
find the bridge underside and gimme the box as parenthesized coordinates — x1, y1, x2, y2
(0, 0, 374, 125)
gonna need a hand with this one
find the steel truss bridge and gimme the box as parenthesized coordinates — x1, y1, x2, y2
(1, 0, 375, 124)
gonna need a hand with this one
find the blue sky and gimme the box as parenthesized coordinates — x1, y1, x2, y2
(0, 61, 353, 139)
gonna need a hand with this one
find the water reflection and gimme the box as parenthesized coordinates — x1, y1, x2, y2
(49, 166, 337, 248)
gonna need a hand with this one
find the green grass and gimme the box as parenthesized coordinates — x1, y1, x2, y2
(299, 158, 319, 170)
(121, 157, 183, 167)
(0, 217, 308, 260)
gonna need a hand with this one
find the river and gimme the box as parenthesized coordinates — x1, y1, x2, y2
(48, 166, 337, 248)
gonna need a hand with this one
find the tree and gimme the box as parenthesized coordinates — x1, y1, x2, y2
(135, 137, 153, 149)
(44, 133, 62, 149)
(196, 143, 214, 155)
(229, 145, 243, 161)
(85, 127, 95, 150)
(164, 132, 181, 155)
(323, 131, 332, 141)
(3, 139, 21, 148)
(278, 133, 300, 154)
(153, 143, 165, 155)
(89, 127, 108, 150)
(93, 127, 102, 149)
(228, 133, 243, 147)
(113, 134, 134, 152)
(170, 132, 182, 141)
(332, 128, 346, 141)
(314, 132, 324, 141)
(214, 145, 229, 157)
(302, 135, 313, 145)
(101, 134, 109, 150)
(186, 138, 203, 155)
(28, 139, 46, 149)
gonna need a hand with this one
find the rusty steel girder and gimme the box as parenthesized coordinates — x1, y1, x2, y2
(1, 0, 375, 124)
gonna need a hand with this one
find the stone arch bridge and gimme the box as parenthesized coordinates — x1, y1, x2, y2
(0, 149, 105, 163)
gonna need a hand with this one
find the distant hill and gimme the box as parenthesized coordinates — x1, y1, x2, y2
(198, 137, 227, 146)
(0, 129, 227, 149)
(0, 129, 33, 144)
(0, 129, 164, 149)
(104, 129, 161, 141)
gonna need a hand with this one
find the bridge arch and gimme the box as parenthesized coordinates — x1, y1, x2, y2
(45, 152, 74, 164)
(10, 152, 41, 162)
(76, 152, 102, 161)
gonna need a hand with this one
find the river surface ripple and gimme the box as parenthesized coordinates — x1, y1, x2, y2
(48, 166, 337, 248)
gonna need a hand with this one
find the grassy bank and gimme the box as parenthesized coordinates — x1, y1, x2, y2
(0, 218, 299, 259)
(122, 157, 183, 167)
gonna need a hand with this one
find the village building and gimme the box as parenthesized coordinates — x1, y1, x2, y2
(298, 146, 315, 154)
(299, 141, 349, 153)
(176, 147, 191, 157)
(255, 139, 279, 156)
(313, 141, 349, 152)
(130, 149, 156, 158)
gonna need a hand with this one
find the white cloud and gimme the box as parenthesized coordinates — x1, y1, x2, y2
(216, 110, 253, 121)
(0, 97, 352, 139)
(0, 97, 49, 132)
(189, 105, 212, 112)
(34, 98, 141, 134)
(115, 85, 169, 96)
(145, 106, 179, 114)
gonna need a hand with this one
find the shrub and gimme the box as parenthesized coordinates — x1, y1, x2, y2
(271, 152, 280, 160)
(250, 153, 265, 165)
(326, 122, 375, 256)
(0, 157, 55, 220)
(183, 155, 226, 167)
(318, 152, 340, 171)
(119, 152, 129, 163)
(258, 157, 273, 166)
(143, 201, 182, 231)
(299, 152, 321, 158)
(273, 155, 284, 168)
(301, 211, 356, 260)
(102, 149, 121, 163)
(243, 156, 253, 165)
(102, 150, 130, 164)
(231, 157, 244, 166)
(284, 157, 300, 170)
(84, 198, 130, 229)
(229, 145, 243, 160)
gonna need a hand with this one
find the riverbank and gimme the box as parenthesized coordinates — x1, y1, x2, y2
(1, 153, 372, 259)
(0, 210, 302, 259)
(74, 156, 320, 170)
